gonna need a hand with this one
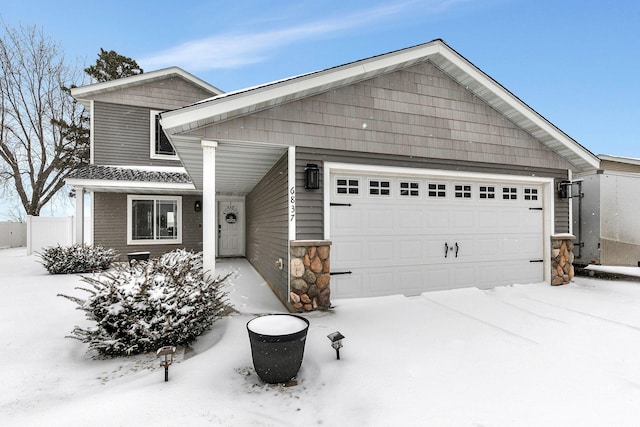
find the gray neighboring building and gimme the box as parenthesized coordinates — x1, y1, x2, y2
(68, 39, 600, 311)
(573, 155, 640, 267)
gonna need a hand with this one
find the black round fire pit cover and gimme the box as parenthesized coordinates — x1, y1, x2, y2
(247, 314, 310, 384)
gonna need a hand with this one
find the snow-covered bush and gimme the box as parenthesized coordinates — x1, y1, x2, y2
(39, 244, 117, 274)
(59, 249, 231, 356)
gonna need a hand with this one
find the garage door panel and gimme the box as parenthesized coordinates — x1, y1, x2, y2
(502, 235, 543, 258)
(424, 208, 451, 229)
(399, 269, 424, 295)
(366, 207, 394, 231)
(331, 240, 363, 267)
(453, 265, 477, 288)
(398, 238, 425, 263)
(478, 210, 500, 228)
(476, 237, 501, 258)
(476, 264, 500, 286)
(425, 267, 452, 292)
(331, 207, 365, 235)
(446, 237, 475, 261)
(451, 209, 477, 230)
(330, 174, 545, 298)
(426, 239, 450, 262)
(398, 208, 425, 233)
(367, 239, 395, 263)
(332, 273, 364, 299)
(369, 270, 396, 296)
(503, 261, 543, 284)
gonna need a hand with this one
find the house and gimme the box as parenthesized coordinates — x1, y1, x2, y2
(67, 68, 222, 259)
(572, 154, 640, 267)
(67, 39, 599, 311)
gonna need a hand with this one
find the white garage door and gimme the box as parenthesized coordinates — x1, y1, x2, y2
(329, 172, 544, 299)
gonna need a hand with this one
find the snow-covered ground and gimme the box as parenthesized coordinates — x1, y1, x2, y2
(3, 247, 640, 426)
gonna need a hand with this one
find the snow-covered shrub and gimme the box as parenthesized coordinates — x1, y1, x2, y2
(39, 244, 117, 274)
(59, 249, 231, 356)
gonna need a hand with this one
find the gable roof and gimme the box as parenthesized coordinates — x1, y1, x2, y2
(71, 66, 222, 105)
(161, 39, 599, 172)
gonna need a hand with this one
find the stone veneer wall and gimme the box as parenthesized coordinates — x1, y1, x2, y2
(289, 241, 332, 312)
(551, 234, 575, 285)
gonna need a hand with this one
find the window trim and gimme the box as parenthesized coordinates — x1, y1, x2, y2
(150, 110, 179, 161)
(399, 180, 420, 198)
(367, 178, 392, 197)
(427, 182, 448, 199)
(453, 183, 473, 200)
(127, 195, 182, 245)
(335, 176, 361, 197)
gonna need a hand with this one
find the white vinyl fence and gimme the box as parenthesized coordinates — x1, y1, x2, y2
(0, 221, 27, 248)
(26, 216, 74, 255)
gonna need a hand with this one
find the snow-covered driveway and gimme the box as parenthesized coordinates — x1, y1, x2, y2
(2, 247, 640, 426)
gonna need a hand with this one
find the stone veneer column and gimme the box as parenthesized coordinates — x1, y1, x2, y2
(551, 234, 576, 285)
(290, 240, 332, 312)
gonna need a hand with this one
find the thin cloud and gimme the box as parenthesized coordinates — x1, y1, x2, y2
(140, 0, 468, 71)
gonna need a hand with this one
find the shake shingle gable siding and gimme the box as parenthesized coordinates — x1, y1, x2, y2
(68, 165, 192, 184)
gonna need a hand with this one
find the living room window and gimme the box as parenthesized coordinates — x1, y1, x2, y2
(127, 195, 182, 244)
(150, 110, 178, 160)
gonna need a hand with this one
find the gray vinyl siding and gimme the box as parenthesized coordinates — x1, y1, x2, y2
(90, 77, 214, 111)
(246, 153, 289, 302)
(295, 147, 570, 239)
(93, 102, 180, 167)
(92, 76, 214, 167)
(201, 60, 574, 173)
(93, 192, 203, 260)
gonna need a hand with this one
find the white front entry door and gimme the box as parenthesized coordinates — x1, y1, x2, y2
(218, 200, 245, 257)
(329, 173, 545, 299)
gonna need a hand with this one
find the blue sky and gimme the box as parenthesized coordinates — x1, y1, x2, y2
(0, 0, 639, 219)
(2, 0, 638, 156)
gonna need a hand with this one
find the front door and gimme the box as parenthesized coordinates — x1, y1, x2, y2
(218, 200, 245, 257)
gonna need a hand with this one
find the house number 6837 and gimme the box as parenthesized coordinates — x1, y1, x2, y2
(289, 186, 295, 222)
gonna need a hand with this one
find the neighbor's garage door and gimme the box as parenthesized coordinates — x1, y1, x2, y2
(329, 173, 544, 299)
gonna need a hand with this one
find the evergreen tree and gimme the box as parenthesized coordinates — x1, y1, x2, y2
(84, 48, 143, 82)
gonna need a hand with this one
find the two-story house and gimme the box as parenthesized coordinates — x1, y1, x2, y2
(67, 68, 222, 259)
(67, 40, 599, 311)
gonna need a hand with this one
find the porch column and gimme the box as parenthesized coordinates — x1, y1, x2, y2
(74, 186, 84, 244)
(201, 140, 218, 277)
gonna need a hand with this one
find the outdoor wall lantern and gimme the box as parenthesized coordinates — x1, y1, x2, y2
(327, 331, 345, 360)
(194, 200, 202, 212)
(557, 180, 572, 199)
(157, 346, 177, 382)
(305, 163, 320, 190)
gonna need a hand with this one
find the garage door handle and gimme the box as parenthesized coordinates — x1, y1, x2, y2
(455, 242, 459, 258)
(444, 242, 448, 258)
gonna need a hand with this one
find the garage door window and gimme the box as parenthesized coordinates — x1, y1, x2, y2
(502, 186, 518, 200)
(400, 181, 420, 197)
(524, 187, 539, 201)
(427, 183, 447, 198)
(479, 185, 496, 199)
(454, 184, 472, 199)
(369, 179, 391, 196)
(336, 178, 360, 195)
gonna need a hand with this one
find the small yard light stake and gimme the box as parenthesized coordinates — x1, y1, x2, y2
(157, 346, 176, 382)
(327, 331, 345, 360)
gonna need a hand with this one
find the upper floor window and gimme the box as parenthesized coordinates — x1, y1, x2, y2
(150, 110, 178, 160)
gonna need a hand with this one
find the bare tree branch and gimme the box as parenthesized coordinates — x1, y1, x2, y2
(0, 21, 88, 216)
